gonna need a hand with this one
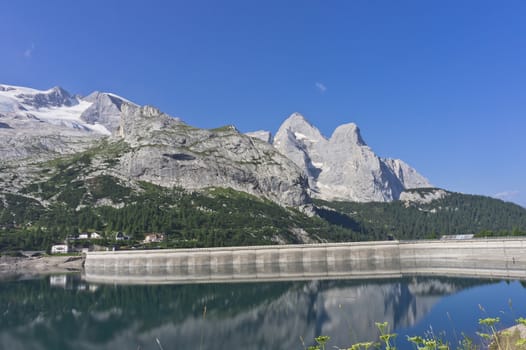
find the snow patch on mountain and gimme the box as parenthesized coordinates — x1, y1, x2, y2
(0, 83, 139, 161)
(0, 84, 135, 137)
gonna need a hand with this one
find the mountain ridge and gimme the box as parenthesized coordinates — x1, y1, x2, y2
(0, 83, 525, 250)
(269, 112, 431, 202)
(1, 83, 432, 207)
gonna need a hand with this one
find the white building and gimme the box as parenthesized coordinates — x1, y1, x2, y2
(143, 233, 165, 243)
(51, 244, 69, 254)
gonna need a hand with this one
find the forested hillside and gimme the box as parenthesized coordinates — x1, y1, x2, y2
(0, 178, 364, 252)
(1, 148, 525, 253)
(317, 189, 526, 240)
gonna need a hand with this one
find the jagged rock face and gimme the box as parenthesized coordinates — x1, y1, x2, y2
(80, 91, 131, 134)
(273, 113, 431, 202)
(0, 83, 309, 207)
(0, 82, 429, 206)
(382, 158, 432, 190)
(115, 105, 310, 207)
(273, 113, 326, 189)
(0, 131, 102, 162)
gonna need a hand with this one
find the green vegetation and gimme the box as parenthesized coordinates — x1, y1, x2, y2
(305, 318, 526, 350)
(3, 176, 526, 251)
(2, 140, 526, 252)
(317, 191, 526, 240)
(0, 140, 363, 252)
(0, 178, 364, 251)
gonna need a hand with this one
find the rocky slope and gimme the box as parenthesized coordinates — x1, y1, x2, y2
(1, 84, 525, 248)
(113, 104, 310, 207)
(271, 113, 431, 202)
(0, 83, 432, 206)
(0, 84, 310, 207)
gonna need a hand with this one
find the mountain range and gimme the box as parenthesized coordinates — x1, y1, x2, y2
(250, 113, 431, 202)
(1, 83, 524, 249)
(0, 83, 430, 205)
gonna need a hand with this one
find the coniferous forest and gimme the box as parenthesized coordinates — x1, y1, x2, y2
(1, 169, 525, 253)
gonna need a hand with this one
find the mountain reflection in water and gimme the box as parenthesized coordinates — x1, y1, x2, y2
(0, 276, 525, 350)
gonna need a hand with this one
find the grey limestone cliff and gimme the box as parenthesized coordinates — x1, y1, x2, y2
(273, 113, 431, 202)
(0, 82, 431, 207)
(80, 91, 131, 134)
(113, 104, 310, 207)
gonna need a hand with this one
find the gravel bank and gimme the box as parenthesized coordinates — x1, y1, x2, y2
(0, 255, 84, 276)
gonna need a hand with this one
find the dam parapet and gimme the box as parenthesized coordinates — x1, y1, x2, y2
(84, 239, 526, 284)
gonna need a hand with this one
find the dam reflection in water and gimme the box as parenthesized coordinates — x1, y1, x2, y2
(1, 275, 526, 350)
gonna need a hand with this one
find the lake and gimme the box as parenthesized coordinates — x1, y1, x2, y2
(1, 274, 525, 349)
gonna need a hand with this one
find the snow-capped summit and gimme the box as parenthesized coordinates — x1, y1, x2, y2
(0, 84, 135, 136)
(0, 84, 78, 109)
(273, 113, 432, 202)
(0, 83, 136, 161)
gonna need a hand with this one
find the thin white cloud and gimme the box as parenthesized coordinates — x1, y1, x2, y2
(315, 82, 327, 93)
(493, 190, 519, 201)
(24, 43, 35, 58)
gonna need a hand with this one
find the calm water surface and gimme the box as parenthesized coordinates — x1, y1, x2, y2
(1, 275, 525, 349)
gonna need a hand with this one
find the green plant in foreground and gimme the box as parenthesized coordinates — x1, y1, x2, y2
(478, 317, 505, 350)
(304, 317, 526, 350)
(376, 321, 397, 350)
(407, 335, 449, 350)
(307, 336, 331, 350)
(346, 341, 377, 350)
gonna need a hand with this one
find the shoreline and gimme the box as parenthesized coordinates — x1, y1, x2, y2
(0, 255, 84, 277)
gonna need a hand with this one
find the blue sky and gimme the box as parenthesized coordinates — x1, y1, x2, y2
(1, 0, 525, 206)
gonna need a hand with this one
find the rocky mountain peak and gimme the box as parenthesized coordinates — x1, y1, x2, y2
(0, 82, 432, 207)
(83, 91, 110, 103)
(274, 113, 326, 150)
(111, 104, 311, 207)
(83, 91, 132, 108)
(330, 122, 365, 146)
(279, 112, 323, 134)
(79, 91, 133, 134)
(49, 86, 69, 96)
(16, 85, 78, 108)
(273, 113, 432, 202)
(287, 112, 308, 123)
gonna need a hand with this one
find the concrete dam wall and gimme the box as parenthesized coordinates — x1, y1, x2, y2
(84, 239, 526, 284)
